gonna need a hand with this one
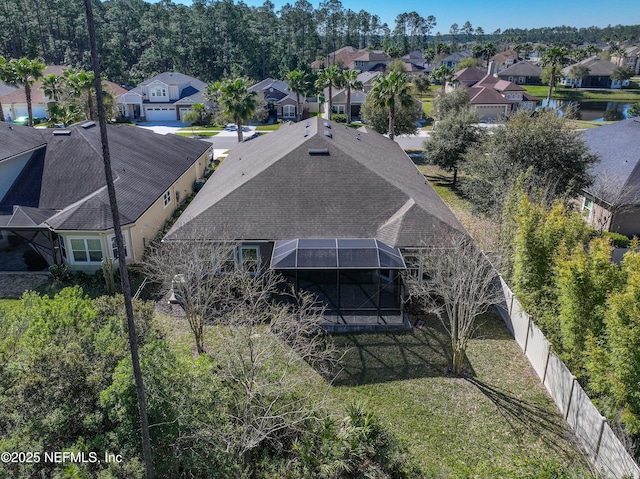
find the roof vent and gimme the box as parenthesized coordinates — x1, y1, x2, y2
(308, 148, 330, 156)
(305, 121, 311, 127)
(323, 120, 331, 129)
(81, 121, 96, 129)
(304, 128, 310, 137)
(324, 129, 332, 138)
(53, 129, 71, 136)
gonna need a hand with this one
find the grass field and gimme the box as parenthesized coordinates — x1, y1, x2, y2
(523, 85, 640, 102)
(157, 309, 592, 477)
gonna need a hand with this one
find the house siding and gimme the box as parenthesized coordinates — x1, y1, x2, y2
(128, 150, 208, 262)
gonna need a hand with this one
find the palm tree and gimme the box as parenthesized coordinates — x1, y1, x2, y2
(63, 68, 97, 120)
(83, 0, 154, 476)
(0, 56, 17, 122)
(11, 58, 45, 127)
(368, 71, 413, 140)
(540, 46, 570, 104)
(340, 69, 363, 124)
(209, 78, 258, 142)
(41, 73, 64, 103)
(285, 69, 309, 122)
(314, 65, 341, 120)
(430, 64, 455, 91)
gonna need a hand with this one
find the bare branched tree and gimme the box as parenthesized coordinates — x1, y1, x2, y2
(142, 239, 239, 355)
(210, 270, 339, 458)
(404, 235, 504, 375)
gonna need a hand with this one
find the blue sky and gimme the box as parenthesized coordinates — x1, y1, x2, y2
(151, 0, 640, 33)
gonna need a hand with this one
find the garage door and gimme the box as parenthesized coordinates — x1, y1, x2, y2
(145, 107, 176, 121)
(179, 108, 193, 122)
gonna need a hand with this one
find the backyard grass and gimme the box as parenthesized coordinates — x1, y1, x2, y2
(157, 310, 592, 477)
(523, 85, 640, 102)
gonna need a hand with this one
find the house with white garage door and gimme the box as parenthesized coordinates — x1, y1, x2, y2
(116, 71, 208, 123)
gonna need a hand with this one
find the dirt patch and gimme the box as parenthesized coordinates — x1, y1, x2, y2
(0, 274, 49, 298)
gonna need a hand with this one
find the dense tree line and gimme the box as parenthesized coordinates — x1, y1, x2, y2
(0, 0, 638, 86)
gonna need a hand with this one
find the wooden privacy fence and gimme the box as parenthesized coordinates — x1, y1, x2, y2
(497, 277, 640, 479)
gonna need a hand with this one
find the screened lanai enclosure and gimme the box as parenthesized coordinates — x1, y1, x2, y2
(270, 239, 411, 332)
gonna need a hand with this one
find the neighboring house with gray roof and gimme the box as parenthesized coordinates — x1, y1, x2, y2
(0, 121, 211, 272)
(115, 71, 208, 123)
(437, 51, 471, 69)
(165, 116, 467, 329)
(249, 78, 305, 121)
(496, 62, 543, 85)
(578, 118, 640, 236)
(560, 57, 630, 89)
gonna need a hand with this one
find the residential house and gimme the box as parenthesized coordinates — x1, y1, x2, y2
(164, 117, 467, 330)
(448, 68, 539, 121)
(0, 65, 126, 122)
(352, 51, 391, 72)
(496, 62, 543, 85)
(611, 45, 640, 75)
(560, 57, 630, 89)
(488, 50, 519, 74)
(402, 51, 434, 74)
(578, 118, 640, 236)
(0, 121, 211, 272)
(325, 71, 382, 119)
(310, 46, 363, 70)
(437, 51, 471, 69)
(115, 71, 207, 122)
(249, 78, 304, 121)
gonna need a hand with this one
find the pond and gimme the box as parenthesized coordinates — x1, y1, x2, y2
(541, 99, 632, 122)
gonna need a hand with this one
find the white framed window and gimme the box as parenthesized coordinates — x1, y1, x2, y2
(151, 86, 166, 97)
(70, 238, 103, 263)
(163, 189, 172, 207)
(238, 246, 260, 274)
(109, 233, 130, 260)
(283, 104, 296, 117)
(518, 76, 525, 84)
(332, 105, 345, 114)
(582, 196, 593, 221)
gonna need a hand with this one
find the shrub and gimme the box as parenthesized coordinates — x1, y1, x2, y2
(49, 264, 73, 283)
(332, 113, 347, 123)
(602, 231, 630, 248)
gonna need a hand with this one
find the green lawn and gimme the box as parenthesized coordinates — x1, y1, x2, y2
(176, 131, 219, 137)
(524, 85, 640, 102)
(159, 307, 591, 477)
(329, 314, 591, 476)
(255, 124, 282, 131)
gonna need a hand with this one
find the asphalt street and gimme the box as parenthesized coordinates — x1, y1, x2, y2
(138, 121, 433, 154)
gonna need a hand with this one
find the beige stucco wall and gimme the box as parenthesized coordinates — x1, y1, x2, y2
(128, 149, 209, 261)
(58, 149, 209, 272)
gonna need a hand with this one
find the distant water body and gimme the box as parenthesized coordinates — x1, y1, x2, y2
(541, 99, 631, 122)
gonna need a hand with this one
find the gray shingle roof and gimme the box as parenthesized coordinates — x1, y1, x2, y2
(128, 71, 207, 105)
(0, 122, 47, 162)
(583, 118, 640, 205)
(561, 57, 618, 76)
(165, 117, 466, 248)
(497, 62, 543, 77)
(0, 122, 210, 231)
